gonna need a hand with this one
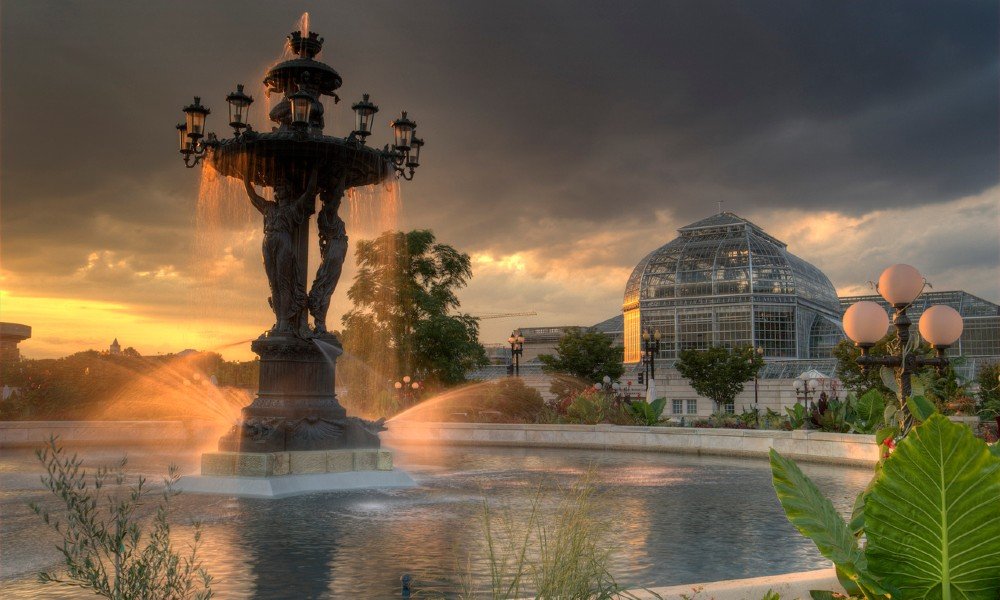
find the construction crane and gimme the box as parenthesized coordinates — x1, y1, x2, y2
(474, 311, 537, 320)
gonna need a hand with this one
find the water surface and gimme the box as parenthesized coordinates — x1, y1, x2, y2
(0, 443, 870, 598)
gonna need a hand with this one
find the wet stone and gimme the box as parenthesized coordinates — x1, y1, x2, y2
(326, 450, 354, 472)
(376, 450, 393, 471)
(236, 453, 273, 477)
(354, 450, 378, 471)
(201, 452, 237, 476)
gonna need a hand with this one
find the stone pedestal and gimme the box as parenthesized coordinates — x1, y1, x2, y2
(200, 449, 394, 477)
(175, 449, 414, 498)
(217, 332, 383, 452)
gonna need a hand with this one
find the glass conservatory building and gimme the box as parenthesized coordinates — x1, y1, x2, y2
(623, 212, 844, 364)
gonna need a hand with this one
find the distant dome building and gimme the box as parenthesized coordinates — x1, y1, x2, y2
(623, 212, 843, 363)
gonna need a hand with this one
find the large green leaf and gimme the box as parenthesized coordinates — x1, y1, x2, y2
(769, 449, 868, 583)
(852, 390, 886, 433)
(865, 414, 1000, 599)
(906, 394, 936, 422)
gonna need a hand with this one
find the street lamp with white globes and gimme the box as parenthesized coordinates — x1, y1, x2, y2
(793, 377, 819, 408)
(842, 264, 963, 432)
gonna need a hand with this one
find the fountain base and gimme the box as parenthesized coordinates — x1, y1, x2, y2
(175, 449, 416, 498)
(216, 331, 383, 452)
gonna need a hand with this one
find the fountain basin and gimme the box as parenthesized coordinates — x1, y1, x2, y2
(208, 131, 392, 189)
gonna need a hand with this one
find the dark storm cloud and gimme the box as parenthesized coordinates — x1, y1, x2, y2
(1, 1, 997, 308)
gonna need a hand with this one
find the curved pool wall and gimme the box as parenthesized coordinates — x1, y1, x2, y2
(0, 420, 880, 466)
(384, 421, 880, 466)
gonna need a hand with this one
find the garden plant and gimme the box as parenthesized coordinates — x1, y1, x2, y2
(771, 395, 1000, 599)
(30, 438, 213, 599)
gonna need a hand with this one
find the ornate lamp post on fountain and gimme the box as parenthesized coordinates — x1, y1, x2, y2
(176, 26, 424, 455)
(842, 264, 963, 434)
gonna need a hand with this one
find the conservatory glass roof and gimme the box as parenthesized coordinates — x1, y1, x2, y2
(623, 212, 840, 314)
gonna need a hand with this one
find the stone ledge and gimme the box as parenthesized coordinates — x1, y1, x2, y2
(201, 449, 394, 476)
(383, 422, 880, 466)
(176, 469, 416, 498)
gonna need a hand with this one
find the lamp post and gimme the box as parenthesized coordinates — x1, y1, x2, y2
(751, 346, 764, 425)
(593, 375, 623, 403)
(176, 22, 425, 453)
(843, 264, 963, 434)
(394, 375, 421, 405)
(793, 376, 819, 409)
(641, 329, 661, 390)
(508, 331, 524, 377)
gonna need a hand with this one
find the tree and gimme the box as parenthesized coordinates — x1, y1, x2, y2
(341, 230, 487, 412)
(675, 345, 765, 412)
(538, 328, 624, 399)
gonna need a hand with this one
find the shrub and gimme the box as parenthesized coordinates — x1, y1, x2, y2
(29, 438, 213, 599)
(624, 398, 667, 426)
(561, 389, 632, 425)
(401, 378, 547, 423)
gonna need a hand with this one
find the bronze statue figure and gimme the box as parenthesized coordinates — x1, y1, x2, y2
(244, 168, 318, 334)
(308, 174, 349, 334)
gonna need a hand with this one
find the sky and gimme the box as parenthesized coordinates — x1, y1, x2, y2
(1, 0, 998, 360)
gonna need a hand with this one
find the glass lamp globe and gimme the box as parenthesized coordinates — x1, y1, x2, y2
(878, 264, 924, 306)
(394, 382, 402, 389)
(183, 97, 210, 139)
(593, 383, 602, 390)
(226, 84, 254, 129)
(288, 89, 313, 127)
(808, 378, 819, 391)
(411, 382, 420, 390)
(391, 111, 416, 150)
(918, 305, 964, 347)
(603, 375, 611, 384)
(176, 123, 189, 153)
(351, 93, 379, 138)
(794, 378, 804, 391)
(403, 375, 411, 383)
(843, 301, 890, 345)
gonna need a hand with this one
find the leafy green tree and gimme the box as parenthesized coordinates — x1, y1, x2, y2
(341, 230, 487, 411)
(537, 327, 624, 398)
(675, 345, 765, 412)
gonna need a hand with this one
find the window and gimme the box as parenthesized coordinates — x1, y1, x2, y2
(672, 399, 683, 415)
(725, 402, 735, 414)
(686, 399, 697, 414)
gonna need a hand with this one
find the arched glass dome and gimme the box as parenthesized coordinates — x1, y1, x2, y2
(622, 213, 843, 362)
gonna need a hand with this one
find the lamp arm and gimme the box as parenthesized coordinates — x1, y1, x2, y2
(914, 347, 950, 375)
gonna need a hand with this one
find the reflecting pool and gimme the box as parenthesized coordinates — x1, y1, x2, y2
(0, 443, 871, 598)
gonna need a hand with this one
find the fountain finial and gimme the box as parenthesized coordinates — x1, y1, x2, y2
(288, 30, 324, 59)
